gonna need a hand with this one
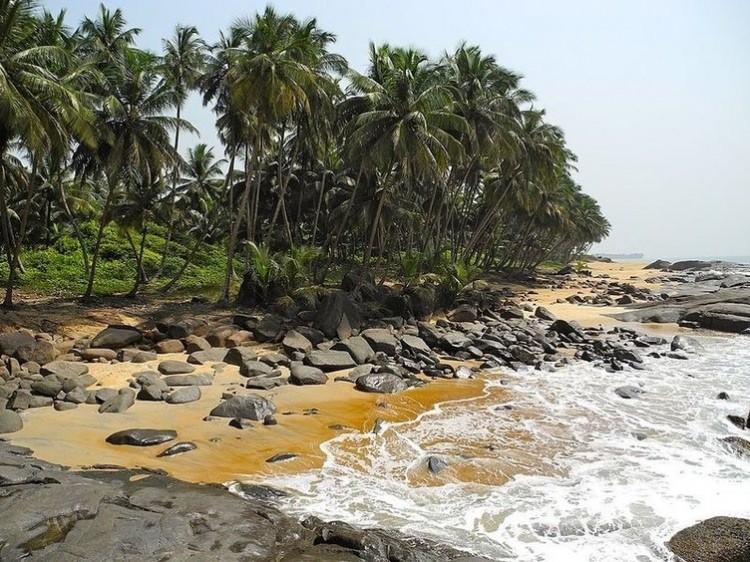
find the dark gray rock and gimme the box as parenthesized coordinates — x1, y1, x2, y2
(91, 325, 142, 349)
(644, 259, 671, 269)
(253, 314, 284, 342)
(355, 373, 408, 394)
(304, 350, 356, 372)
(224, 347, 259, 366)
(245, 377, 286, 390)
(720, 436, 750, 457)
(534, 306, 557, 321)
(289, 364, 328, 385)
(14, 340, 57, 365)
(259, 352, 291, 368)
(439, 331, 473, 352)
(54, 401, 77, 411)
(162, 374, 213, 386)
(361, 328, 400, 356)
(615, 385, 645, 399)
(426, 456, 448, 474)
(239, 360, 274, 378)
(294, 326, 326, 347)
(667, 516, 750, 562)
(669, 260, 713, 271)
(40, 361, 88, 378)
(400, 334, 432, 356)
(671, 335, 704, 353)
(187, 348, 228, 365)
(614, 348, 644, 364)
(282, 330, 313, 355)
(0, 410, 23, 433)
(417, 322, 442, 347)
(266, 452, 298, 463)
(0, 331, 35, 356)
(98, 388, 136, 413)
(106, 428, 177, 446)
(314, 290, 362, 340)
(165, 386, 201, 404)
(332, 336, 376, 365)
(209, 394, 276, 420)
(31, 375, 63, 397)
(448, 304, 478, 323)
(157, 441, 197, 457)
(157, 360, 195, 375)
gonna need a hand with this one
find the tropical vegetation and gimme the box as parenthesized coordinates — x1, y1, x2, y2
(0, 0, 610, 308)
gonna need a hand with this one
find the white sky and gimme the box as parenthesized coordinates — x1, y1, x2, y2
(44, 0, 750, 258)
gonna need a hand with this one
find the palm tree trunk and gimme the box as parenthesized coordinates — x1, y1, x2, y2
(84, 178, 117, 299)
(3, 158, 38, 307)
(218, 146, 238, 303)
(220, 126, 262, 304)
(161, 236, 202, 292)
(157, 103, 183, 277)
(311, 168, 328, 245)
(363, 182, 389, 267)
(127, 224, 149, 297)
(60, 176, 90, 278)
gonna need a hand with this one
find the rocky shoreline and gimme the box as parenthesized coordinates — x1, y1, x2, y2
(2, 261, 749, 560)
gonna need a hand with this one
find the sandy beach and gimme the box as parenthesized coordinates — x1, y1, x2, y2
(5, 260, 680, 485)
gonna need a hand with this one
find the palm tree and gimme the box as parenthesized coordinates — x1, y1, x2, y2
(77, 47, 194, 297)
(157, 25, 207, 274)
(340, 44, 469, 267)
(0, 0, 93, 307)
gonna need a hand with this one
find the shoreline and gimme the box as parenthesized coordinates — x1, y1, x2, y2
(4, 260, 683, 485)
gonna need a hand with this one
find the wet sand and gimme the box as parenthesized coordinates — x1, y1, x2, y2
(8, 260, 677, 485)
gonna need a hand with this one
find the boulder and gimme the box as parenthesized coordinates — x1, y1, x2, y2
(184, 335, 212, 353)
(224, 347, 259, 366)
(122, 350, 158, 363)
(614, 385, 645, 399)
(534, 306, 557, 321)
(644, 259, 671, 270)
(0, 331, 35, 356)
(253, 315, 284, 343)
(154, 339, 185, 354)
(332, 337, 376, 365)
(314, 290, 362, 340)
(106, 428, 177, 446)
(669, 260, 712, 271)
(448, 304, 478, 323)
(157, 360, 195, 375)
(98, 388, 136, 413)
(165, 386, 201, 404)
(239, 360, 275, 378)
(0, 410, 23, 433)
(289, 364, 328, 385)
(245, 377, 286, 390)
(91, 325, 142, 349)
(361, 329, 400, 356)
(400, 335, 432, 356)
(187, 348, 229, 365)
(31, 376, 63, 397)
(671, 335, 704, 353)
(14, 340, 57, 365)
(162, 374, 213, 387)
(439, 331, 472, 352)
(426, 456, 449, 474)
(355, 373, 408, 394)
(417, 322, 442, 347)
(157, 441, 197, 457)
(549, 319, 584, 338)
(720, 436, 750, 457)
(294, 326, 326, 347)
(667, 516, 750, 562)
(304, 350, 357, 372)
(80, 348, 118, 361)
(40, 361, 88, 378)
(209, 394, 276, 420)
(282, 330, 313, 355)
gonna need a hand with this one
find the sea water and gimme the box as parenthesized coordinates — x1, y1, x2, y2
(257, 334, 750, 561)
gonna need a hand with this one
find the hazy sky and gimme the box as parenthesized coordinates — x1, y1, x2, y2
(43, 0, 750, 259)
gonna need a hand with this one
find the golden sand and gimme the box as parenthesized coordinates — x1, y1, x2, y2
(8, 261, 678, 485)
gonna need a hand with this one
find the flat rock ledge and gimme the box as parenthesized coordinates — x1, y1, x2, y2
(667, 516, 750, 562)
(0, 441, 488, 561)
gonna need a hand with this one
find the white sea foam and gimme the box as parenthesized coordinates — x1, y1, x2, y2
(256, 334, 750, 561)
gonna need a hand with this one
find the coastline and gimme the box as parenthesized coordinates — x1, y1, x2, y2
(5, 260, 680, 484)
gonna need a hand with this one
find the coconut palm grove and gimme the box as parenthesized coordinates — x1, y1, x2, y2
(0, 0, 610, 308)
